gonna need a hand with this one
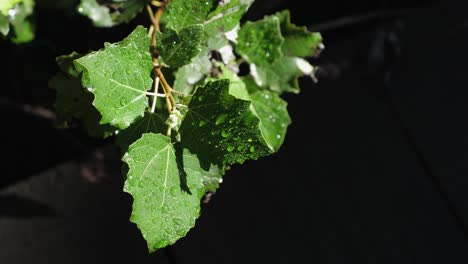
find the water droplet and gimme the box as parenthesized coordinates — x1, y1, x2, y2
(162, 205, 170, 213)
(221, 130, 231, 138)
(120, 98, 128, 106)
(198, 120, 207, 127)
(215, 114, 228, 125)
(126, 69, 132, 75)
(250, 146, 255, 152)
(170, 186, 178, 195)
(145, 197, 151, 203)
(173, 217, 182, 226)
(227, 146, 235, 152)
(247, 138, 253, 142)
(276, 134, 281, 139)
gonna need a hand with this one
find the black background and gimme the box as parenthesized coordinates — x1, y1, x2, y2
(1, 0, 468, 263)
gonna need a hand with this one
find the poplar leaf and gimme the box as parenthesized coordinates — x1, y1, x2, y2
(74, 26, 153, 129)
(123, 133, 206, 252)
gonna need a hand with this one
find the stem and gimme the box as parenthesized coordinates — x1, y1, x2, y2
(151, 0, 164, 7)
(156, 67, 176, 106)
(147, 25, 154, 37)
(170, 89, 188, 96)
(154, 8, 164, 32)
(146, 3, 177, 114)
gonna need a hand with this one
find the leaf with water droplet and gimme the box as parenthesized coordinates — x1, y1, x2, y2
(123, 133, 206, 252)
(164, 0, 216, 33)
(157, 25, 204, 68)
(173, 48, 212, 94)
(204, 0, 254, 38)
(276, 10, 323, 57)
(243, 77, 291, 151)
(236, 15, 284, 66)
(179, 79, 272, 168)
(237, 11, 322, 94)
(74, 26, 153, 129)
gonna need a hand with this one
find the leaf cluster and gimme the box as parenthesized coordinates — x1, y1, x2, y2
(46, 0, 323, 252)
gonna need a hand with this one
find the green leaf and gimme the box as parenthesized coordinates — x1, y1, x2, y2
(219, 66, 291, 151)
(251, 56, 311, 94)
(237, 12, 320, 94)
(56, 52, 83, 78)
(9, 0, 35, 43)
(53, 52, 115, 137)
(74, 26, 153, 129)
(49, 73, 115, 138)
(123, 133, 205, 252)
(276, 10, 323, 57)
(78, 0, 145, 27)
(157, 25, 204, 68)
(217, 63, 250, 100)
(164, 0, 215, 33)
(244, 77, 291, 151)
(173, 48, 212, 94)
(236, 15, 284, 66)
(179, 79, 272, 167)
(116, 113, 167, 153)
(0, 13, 9, 36)
(204, 0, 253, 36)
(50, 73, 88, 124)
(0, 0, 21, 14)
(202, 165, 223, 193)
(78, 0, 112, 27)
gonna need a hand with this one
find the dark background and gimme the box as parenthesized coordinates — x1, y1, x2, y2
(1, 0, 468, 263)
